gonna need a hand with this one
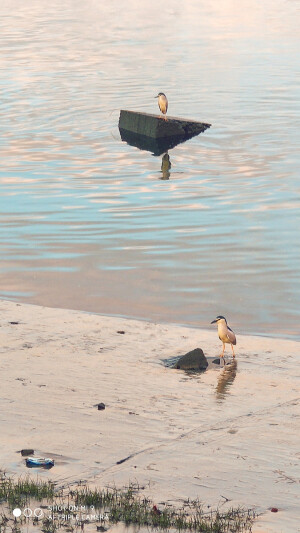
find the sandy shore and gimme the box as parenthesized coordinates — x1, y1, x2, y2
(1, 299, 299, 533)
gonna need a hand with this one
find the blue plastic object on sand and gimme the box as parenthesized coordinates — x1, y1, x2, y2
(25, 457, 54, 468)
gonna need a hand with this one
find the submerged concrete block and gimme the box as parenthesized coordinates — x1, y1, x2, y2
(119, 110, 211, 140)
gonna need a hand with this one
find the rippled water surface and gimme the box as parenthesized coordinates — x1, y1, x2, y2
(0, 0, 299, 338)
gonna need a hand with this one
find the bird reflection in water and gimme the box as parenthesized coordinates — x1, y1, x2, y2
(160, 152, 171, 180)
(216, 359, 237, 401)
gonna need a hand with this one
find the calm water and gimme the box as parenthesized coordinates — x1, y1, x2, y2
(0, 0, 299, 338)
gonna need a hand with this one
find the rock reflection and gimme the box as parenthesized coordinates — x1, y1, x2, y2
(216, 360, 237, 401)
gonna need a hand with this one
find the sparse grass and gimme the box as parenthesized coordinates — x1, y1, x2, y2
(0, 473, 56, 508)
(0, 512, 9, 533)
(0, 475, 255, 533)
(41, 517, 59, 533)
(74, 483, 255, 532)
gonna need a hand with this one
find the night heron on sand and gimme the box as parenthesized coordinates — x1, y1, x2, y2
(211, 316, 236, 359)
(155, 92, 168, 120)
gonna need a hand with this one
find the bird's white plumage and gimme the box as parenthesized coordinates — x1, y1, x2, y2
(211, 316, 237, 358)
(217, 319, 236, 345)
(157, 93, 168, 115)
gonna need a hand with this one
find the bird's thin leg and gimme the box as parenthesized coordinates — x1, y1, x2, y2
(220, 343, 225, 359)
(231, 344, 235, 358)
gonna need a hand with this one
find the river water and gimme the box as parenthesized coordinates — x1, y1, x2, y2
(0, 0, 299, 338)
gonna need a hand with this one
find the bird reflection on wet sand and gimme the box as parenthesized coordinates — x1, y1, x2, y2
(216, 359, 237, 401)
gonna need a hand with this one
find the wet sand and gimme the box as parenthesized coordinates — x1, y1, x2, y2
(0, 299, 299, 533)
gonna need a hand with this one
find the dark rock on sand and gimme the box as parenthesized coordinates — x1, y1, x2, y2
(20, 449, 34, 456)
(174, 348, 208, 371)
(97, 403, 106, 410)
(212, 358, 221, 365)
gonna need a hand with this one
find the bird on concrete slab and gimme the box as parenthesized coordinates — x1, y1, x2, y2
(211, 316, 236, 360)
(155, 92, 168, 120)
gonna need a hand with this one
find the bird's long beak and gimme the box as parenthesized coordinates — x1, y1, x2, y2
(210, 319, 217, 324)
(154, 95, 159, 98)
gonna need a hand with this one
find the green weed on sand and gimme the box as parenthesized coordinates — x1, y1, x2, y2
(0, 474, 255, 533)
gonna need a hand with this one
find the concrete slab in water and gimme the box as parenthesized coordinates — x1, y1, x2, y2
(119, 110, 211, 140)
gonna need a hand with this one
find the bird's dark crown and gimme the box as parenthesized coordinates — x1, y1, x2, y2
(215, 315, 227, 322)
